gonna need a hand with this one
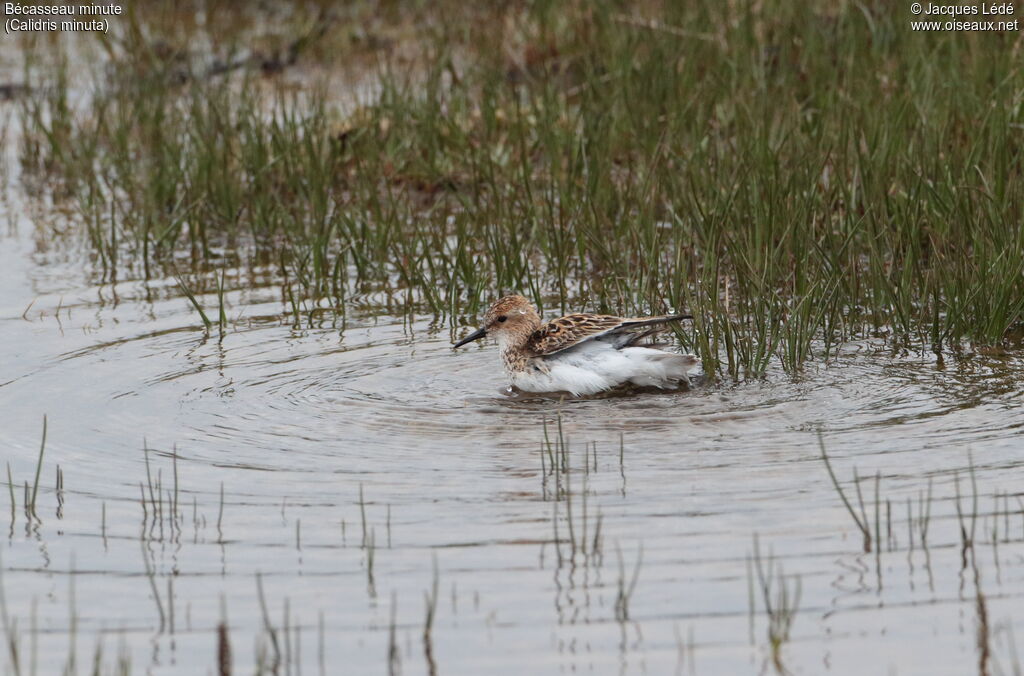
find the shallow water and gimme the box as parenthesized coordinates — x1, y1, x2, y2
(4, 72, 1024, 676)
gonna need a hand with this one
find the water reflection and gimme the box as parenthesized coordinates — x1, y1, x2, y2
(3, 151, 1024, 676)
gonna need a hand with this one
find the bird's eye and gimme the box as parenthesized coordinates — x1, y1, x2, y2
(497, 315, 508, 323)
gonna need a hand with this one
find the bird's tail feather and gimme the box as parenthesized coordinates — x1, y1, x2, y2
(648, 352, 699, 379)
(621, 313, 693, 329)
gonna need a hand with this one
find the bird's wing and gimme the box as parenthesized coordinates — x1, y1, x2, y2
(527, 313, 691, 356)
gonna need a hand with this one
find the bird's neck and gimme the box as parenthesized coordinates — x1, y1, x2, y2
(497, 323, 536, 373)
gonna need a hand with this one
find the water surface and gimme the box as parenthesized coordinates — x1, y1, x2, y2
(2, 64, 1024, 676)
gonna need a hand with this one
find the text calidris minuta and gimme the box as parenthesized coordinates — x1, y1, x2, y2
(453, 295, 699, 395)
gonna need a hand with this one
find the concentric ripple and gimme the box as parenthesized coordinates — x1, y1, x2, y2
(5, 249, 1024, 675)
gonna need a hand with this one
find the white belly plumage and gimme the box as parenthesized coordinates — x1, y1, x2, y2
(509, 341, 699, 396)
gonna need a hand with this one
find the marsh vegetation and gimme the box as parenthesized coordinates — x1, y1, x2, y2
(18, 0, 1024, 377)
(2, 1, 1024, 674)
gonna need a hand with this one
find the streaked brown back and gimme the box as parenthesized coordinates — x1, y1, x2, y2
(526, 312, 691, 356)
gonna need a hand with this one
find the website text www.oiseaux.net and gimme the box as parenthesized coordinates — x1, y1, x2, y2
(910, 3, 1019, 31)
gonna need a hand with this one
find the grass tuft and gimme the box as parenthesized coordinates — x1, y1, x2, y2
(17, 2, 1024, 377)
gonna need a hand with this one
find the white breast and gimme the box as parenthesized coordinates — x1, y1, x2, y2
(509, 341, 698, 396)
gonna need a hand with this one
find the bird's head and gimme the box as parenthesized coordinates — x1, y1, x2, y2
(453, 295, 541, 348)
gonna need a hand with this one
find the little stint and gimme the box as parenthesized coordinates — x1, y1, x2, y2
(453, 295, 699, 395)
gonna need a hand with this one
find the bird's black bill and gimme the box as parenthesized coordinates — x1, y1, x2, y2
(453, 327, 487, 348)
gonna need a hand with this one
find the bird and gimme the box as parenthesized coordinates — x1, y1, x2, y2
(452, 295, 699, 396)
